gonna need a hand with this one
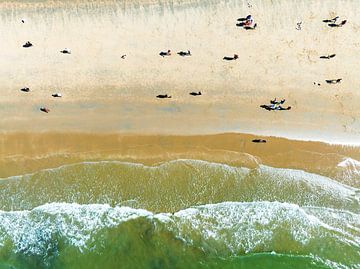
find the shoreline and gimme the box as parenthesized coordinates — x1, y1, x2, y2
(1, 132, 359, 187)
(2, 130, 360, 147)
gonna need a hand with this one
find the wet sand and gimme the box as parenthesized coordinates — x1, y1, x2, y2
(0, 0, 359, 144)
(1, 132, 359, 186)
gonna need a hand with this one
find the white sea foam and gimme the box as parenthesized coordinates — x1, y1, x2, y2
(170, 202, 327, 251)
(0, 201, 357, 268)
(0, 203, 153, 254)
(338, 158, 360, 176)
(0, 159, 250, 181)
(259, 165, 359, 202)
(338, 158, 360, 168)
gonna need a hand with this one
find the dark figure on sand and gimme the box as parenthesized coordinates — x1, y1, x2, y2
(23, 41, 32, 48)
(189, 91, 201, 96)
(260, 104, 291, 111)
(320, 54, 336, 59)
(52, 93, 62, 98)
(20, 87, 30, 92)
(326, 79, 342, 84)
(40, 107, 50, 113)
(328, 20, 347, 28)
(60, 49, 71, 54)
(252, 139, 266, 143)
(323, 16, 339, 23)
(223, 54, 238, 61)
(156, 94, 171, 99)
(322, 16, 346, 27)
(237, 15, 256, 29)
(159, 50, 171, 57)
(177, 50, 191, 57)
(237, 15, 253, 24)
(260, 99, 291, 111)
(121, 55, 126, 59)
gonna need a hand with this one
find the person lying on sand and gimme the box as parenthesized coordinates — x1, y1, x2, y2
(20, 87, 30, 92)
(60, 49, 71, 54)
(326, 78, 342, 84)
(252, 139, 266, 143)
(320, 54, 336, 59)
(156, 94, 171, 98)
(159, 50, 171, 57)
(323, 16, 339, 23)
(121, 54, 126, 59)
(23, 41, 32, 48)
(177, 50, 191, 56)
(40, 107, 50, 113)
(223, 54, 238, 61)
(52, 93, 62, 98)
(189, 91, 201, 96)
(261, 104, 291, 111)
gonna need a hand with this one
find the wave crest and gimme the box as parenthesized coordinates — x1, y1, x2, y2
(0, 201, 358, 268)
(0, 160, 358, 213)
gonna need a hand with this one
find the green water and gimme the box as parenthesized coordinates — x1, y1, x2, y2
(0, 203, 357, 269)
(0, 160, 359, 269)
(0, 160, 358, 213)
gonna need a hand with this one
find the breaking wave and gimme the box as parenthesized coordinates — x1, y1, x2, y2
(0, 201, 358, 269)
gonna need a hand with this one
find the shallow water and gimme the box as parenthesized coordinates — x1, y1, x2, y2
(0, 160, 359, 213)
(0, 158, 359, 269)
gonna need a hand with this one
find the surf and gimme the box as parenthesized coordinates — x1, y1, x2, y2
(0, 160, 358, 213)
(0, 201, 358, 269)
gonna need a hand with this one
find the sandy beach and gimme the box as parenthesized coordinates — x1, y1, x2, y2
(0, 0, 359, 144)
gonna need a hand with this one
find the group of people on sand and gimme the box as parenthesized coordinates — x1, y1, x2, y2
(236, 15, 257, 30)
(156, 91, 201, 99)
(20, 13, 347, 115)
(159, 50, 192, 57)
(320, 16, 345, 85)
(260, 99, 291, 111)
(260, 15, 347, 112)
(323, 16, 347, 27)
(20, 21, 69, 113)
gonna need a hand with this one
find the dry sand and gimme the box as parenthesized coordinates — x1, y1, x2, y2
(0, 0, 359, 144)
